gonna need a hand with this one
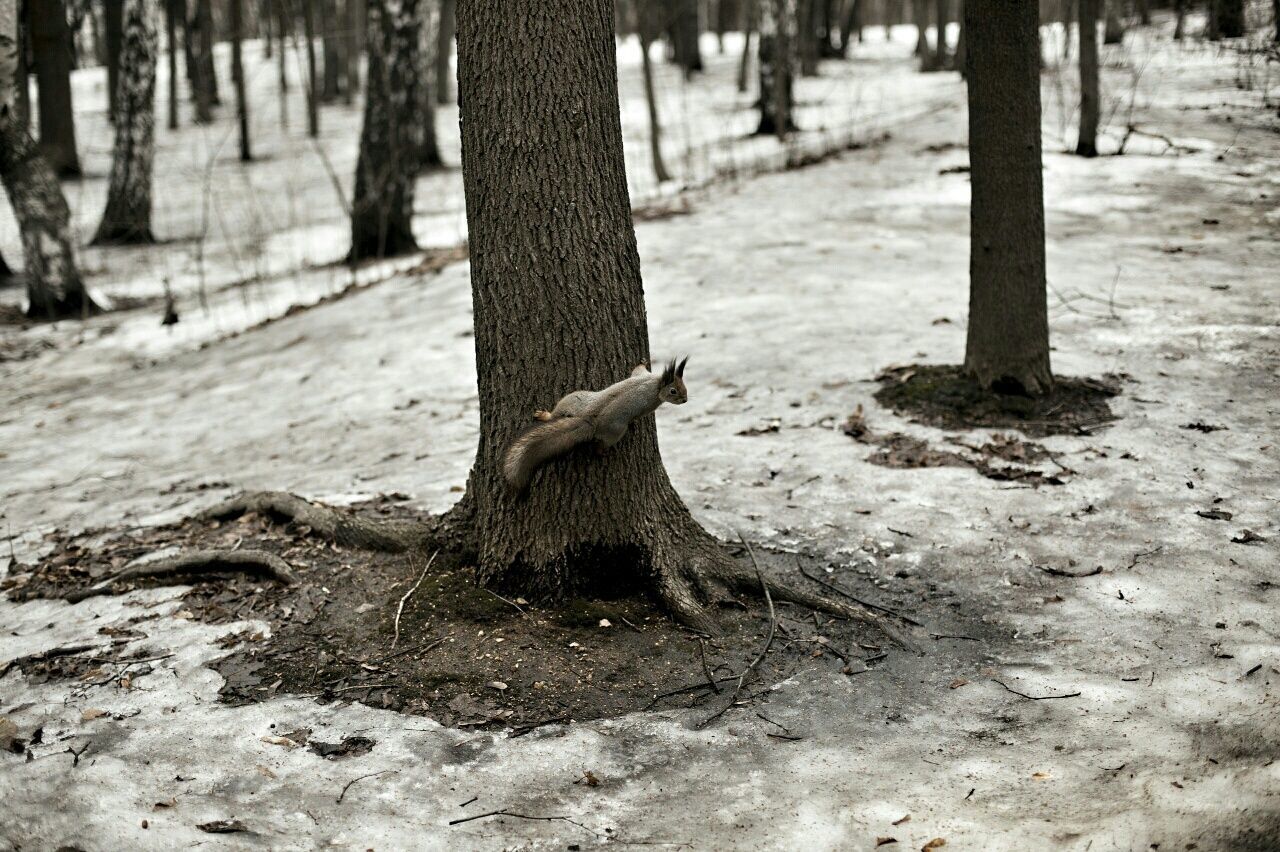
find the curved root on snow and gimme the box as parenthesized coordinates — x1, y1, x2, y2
(198, 490, 441, 552)
(66, 549, 296, 603)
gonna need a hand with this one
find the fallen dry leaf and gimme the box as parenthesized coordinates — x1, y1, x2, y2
(922, 839, 946, 851)
(1032, 771, 1051, 781)
(81, 708, 107, 721)
(949, 678, 969, 689)
(260, 736, 299, 749)
(197, 819, 247, 833)
(893, 814, 911, 826)
(576, 770, 601, 787)
(153, 798, 177, 809)
(876, 838, 898, 847)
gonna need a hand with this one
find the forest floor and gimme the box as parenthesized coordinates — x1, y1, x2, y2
(2, 17, 1279, 852)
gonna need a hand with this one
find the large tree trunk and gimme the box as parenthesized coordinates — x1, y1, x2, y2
(165, 0, 179, 128)
(348, 0, 420, 262)
(303, 0, 319, 136)
(756, 0, 796, 136)
(636, 2, 672, 184)
(1076, 0, 1099, 157)
(28, 0, 81, 176)
(1173, 0, 1185, 39)
(0, 117, 98, 318)
(434, 0, 454, 103)
(455, 0, 731, 630)
(962, 0, 1052, 395)
(1103, 0, 1124, 42)
(1208, 0, 1244, 38)
(231, 0, 251, 160)
(92, 0, 158, 245)
(105, 0, 123, 121)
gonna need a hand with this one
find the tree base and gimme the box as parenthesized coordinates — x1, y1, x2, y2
(12, 494, 928, 730)
(26, 287, 102, 321)
(90, 225, 158, 246)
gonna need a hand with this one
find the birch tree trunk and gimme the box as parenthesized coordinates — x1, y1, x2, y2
(1076, 0, 1099, 157)
(93, 0, 157, 245)
(349, 0, 420, 261)
(756, 0, 796, 136)
(28, 0, 81, 176)
(0, 116, 97, 318)
(962, 0, 1052, 395)
(455, 0, 734, 630)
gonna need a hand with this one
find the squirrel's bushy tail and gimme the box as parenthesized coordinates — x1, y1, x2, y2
(503, 416, 595, 494)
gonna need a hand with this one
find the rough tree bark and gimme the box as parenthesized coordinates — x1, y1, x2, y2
(962, 0, 1052, 395)
(92, 0, 158, 245)
(28, 0, 81, 176)
(0, 118, 98, 318)
(348, 0, 420, 261)
(1076, 0, 1099, 157)
(231, 0, 251, 160)
(434, 0, 454, 103)
(634, 0, 672, 183)
(105, 0, 123, 120)
(165, 0, 178, 129)
(756, 0, 796, 136)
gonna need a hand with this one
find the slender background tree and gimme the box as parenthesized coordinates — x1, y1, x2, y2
(28, 0, 81, 176)
(1076, 0, 1099, 156)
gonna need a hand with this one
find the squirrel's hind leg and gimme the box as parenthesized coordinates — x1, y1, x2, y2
(532, 409, 553, 421)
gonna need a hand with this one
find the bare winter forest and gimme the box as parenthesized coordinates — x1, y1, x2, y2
(0, 0, 1278, 848)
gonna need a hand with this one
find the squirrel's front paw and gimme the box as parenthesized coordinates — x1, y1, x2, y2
(533, 409, 553, 421)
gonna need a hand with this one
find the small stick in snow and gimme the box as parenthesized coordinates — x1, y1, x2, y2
(336, 769, 397, 804)
(392, 550, 438, 650)
(65, 550, 295, 603)
(992, 679, 1081, 701)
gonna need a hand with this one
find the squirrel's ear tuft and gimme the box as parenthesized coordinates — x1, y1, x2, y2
(676, 356, 688, 378)
(661, 358, 677, 385)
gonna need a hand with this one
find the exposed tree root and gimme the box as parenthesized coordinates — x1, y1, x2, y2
(65, 549, 296, 603)
(184, 490, 920, 650)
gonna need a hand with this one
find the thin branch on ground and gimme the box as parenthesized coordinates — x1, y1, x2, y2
(483, 588, 528, 616)
(65, 550, 296, 603)
(392, 550, 438, 650)
(992, 679, 1081, 701)
(795, 561, 923, 627)
(336, 769, 397, 804)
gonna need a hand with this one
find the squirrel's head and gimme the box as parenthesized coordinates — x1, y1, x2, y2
(660, 357, 688, 405)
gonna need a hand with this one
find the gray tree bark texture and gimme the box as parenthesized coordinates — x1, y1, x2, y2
(756, 0, 796, 136)
(962, 0, 1052, 395)
(454, 0, 735, 630)
(0, 116, 98, 318)
(1076, 0, 1099, 157)
(93, 0, 158, 245)
(349, 0, 420, 261)
(28, 0, 82, 176)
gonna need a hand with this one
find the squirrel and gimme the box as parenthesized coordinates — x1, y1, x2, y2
(503, 357, 688, 494)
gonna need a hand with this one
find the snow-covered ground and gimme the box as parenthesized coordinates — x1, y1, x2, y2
(2, 15, 1279, 852)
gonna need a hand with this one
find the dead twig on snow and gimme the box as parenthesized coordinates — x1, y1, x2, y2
(392, 550, 438, 649)
(992, 679, 1081, 701)
(336, 769, 396, 804)
(796, 561, 923, 627)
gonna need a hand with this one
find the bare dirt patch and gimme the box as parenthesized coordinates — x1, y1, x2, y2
(4, 500, 918, 731)
(873, 364, 1120, 437)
